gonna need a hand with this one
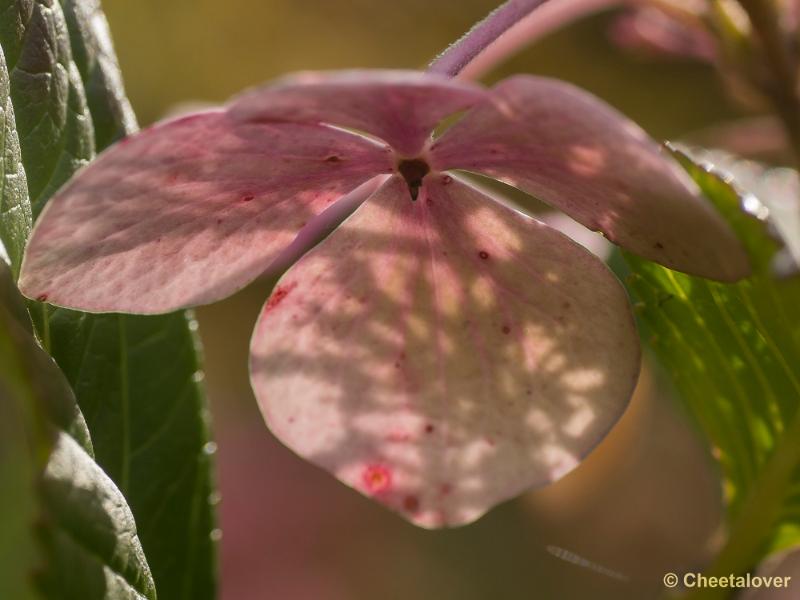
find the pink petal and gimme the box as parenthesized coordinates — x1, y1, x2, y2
(429, 75, 750, 281)
(250, 174, 640, 528)
(19, 111, 392, 313)
(228, 70, 487, 157)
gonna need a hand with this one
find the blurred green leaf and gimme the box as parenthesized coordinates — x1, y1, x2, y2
(0, 263, 43, 600)
(619, 149, 800, 593)
(0, 1, 217, 598)
(0, 261, 156, 600)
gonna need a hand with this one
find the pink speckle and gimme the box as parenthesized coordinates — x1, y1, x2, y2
(403, 495, 420, 512)
(36, 293, 49, 302)
(485, 437, 496, 447)
(439, 483, 453, 496)
(478, 250, 489, 260)
(362, 465, 392, 493)
(387, 431, 410, 443)
(264, 282, 297, 313)
(501, 325, 511, 335)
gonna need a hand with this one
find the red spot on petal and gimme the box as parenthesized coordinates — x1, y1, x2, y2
(440, 483, 452, 495)
(424, 424, 435, 434)
(216, 218, 223, 225)
(501, 325, 511, 335)
(36, 293, 48, 302)
(240, 194, 255, 202)
(363, 465, 392, 493)
(403, 495, 420, 512)
(442, 175, 453, 185)
(325, 155, 342, 163)
(264, 282, 297, 313)
(478, 250, 489, 260)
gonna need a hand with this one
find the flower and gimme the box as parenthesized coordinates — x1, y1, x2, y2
(19, 70, 748, 527)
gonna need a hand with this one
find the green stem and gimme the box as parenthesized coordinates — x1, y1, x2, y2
(683, 403, 800, 600)
(738, 0, 800, 165)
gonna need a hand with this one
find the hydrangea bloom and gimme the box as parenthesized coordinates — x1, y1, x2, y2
(19, 70, 748, 527)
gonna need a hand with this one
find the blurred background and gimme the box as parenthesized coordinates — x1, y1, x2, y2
(100, 1, 746, 598)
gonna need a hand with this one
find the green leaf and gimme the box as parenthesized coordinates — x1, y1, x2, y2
(0, 1, 218, 598)
(0, 42, 30, 276)
(0, 0, 94, 217)
(0, 261, 156, 600)
(61, 0, 136, 149)
(45, 309, 218, 599)
(0, 264, 44, 600)
(618, 149, 800, 595)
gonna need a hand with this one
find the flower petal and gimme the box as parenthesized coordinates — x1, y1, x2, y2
(19, 111, 392, 313)
(249, 174, 640, 528)
(430, 75, 750, 281)
(228, 70, 487, 157)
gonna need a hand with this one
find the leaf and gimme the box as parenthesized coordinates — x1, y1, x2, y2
(61, 0, 136, 149)
(45, 308, 218, 598)
(0, 1, 218, 597)
(0, 42, 30, 276)
(617, 148, 800, 589)
(0, 261, 156, 600)
(0, 264, 43, 600)
(0, 0, 94, 217)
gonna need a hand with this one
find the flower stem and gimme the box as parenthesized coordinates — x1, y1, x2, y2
(738, 0, 800, 164)
(428, 0, 550, 77)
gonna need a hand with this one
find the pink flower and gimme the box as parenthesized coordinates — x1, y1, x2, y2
(19, 70, 748, 527)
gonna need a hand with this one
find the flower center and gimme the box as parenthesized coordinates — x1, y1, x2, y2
(397, 158, 430, 201)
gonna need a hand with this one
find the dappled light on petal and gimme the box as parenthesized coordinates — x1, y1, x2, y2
(429, 75, 750, 282)
(250, 175, 640, 527)
(19, 111, 392, 313)
(228, 70, 487, 156)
